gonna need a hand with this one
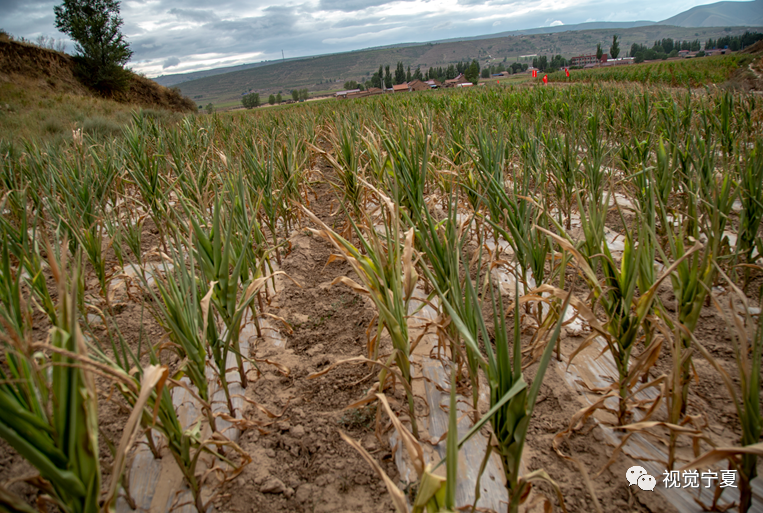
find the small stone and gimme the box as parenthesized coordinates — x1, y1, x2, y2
(296, 484, 314, 503)
(290, 425, 306, 438)
(363, 438, 377, 452)
(265, 448, 276, 458)
(260, 477, 286, 494)
(293, 313, 309, 323)
(284, 487, 294, 499)
(277, 421, 291, 432)
(307, 343, 325, 356)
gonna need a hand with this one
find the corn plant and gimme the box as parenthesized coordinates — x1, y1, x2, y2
(0, 250, 101, 513)
(655, 139, 736, 468)
(341, 388, 459, 513)
(479, 164, 550, 314)
(187, 197, 256, 392)
(684, 283, 762, 512)
(380, 118, 430, 220)
(0, 199, 57, 325)
(737, 140, 763, 288)
(124, 120, 170, 249)
(243, 141, 286, 265)
(145, 237, 221, 429)
(407, 190, 482, 409)
(425, 256, 571, 513)
(91, 315, 240, 513)
(311, 116, 366, 238)
(544, 132, 579, 231)
(540, 212, 681, 424)
(579, 111, 608, 207)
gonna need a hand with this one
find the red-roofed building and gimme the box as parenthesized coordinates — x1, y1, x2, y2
(571, 54, 608, 67)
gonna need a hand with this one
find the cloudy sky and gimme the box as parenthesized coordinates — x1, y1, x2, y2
(2, 0, 713, 76)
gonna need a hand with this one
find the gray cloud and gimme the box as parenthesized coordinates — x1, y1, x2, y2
(168, 8, 220, 23)
(0, 0, 720, 77)
(163, 56, 181, 68)
(318, 0, 410, 12)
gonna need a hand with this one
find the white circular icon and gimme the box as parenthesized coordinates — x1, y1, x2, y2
(638, 474, 656, 491)
(626, 465, 655, 491)
(626, 465, 647, 486)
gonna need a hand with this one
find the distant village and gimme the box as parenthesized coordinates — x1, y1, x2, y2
(237, 31, 763, 108)
(328, 31, 763, 100)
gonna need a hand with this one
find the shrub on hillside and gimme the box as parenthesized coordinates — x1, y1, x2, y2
(242, 92, 260, 109)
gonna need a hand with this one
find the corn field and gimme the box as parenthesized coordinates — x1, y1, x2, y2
(548, 54, 755, 87)
(1, 83, 762, 513)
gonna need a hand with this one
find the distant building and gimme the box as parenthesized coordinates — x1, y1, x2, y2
(444, 73, 467, 87)
(491, 71, 510, 78)
(407, 79, 429, 92)
(392, 83, 409, 93)
(335, 89, 360, 98)
(425, 79, 442, 88)
(602, 58, 634, 66)
(336, 87, 384, 100)
(571, 54, 608, 67)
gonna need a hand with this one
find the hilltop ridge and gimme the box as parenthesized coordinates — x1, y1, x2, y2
(0, 37, 196, 143)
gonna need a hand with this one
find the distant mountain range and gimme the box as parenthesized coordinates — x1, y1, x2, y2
(659, 0, 763, 27)
(153, 0, 762, 88)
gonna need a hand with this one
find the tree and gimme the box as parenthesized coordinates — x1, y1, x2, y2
(299, 88, 309, 101)
(413, 65, 423, 80)
(241, 93, 259, 109)
(205, 103, 214, 114)
(406, 65, 411, 82)
(276, 93, 282, 103)
(291, 89, 299, 101)
(371, 71, 382, 88)
(268, 94, 275, 105)
(610, 35, 620, 59)
(596, 43, 603, 61)
(54, 0, 133, 92)
(384, 65, 392, 88)
(394, 61, 405, 85)
(465, 59, 480, 84)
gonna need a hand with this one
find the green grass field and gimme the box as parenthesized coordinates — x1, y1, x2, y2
(548, 53, 754, 87)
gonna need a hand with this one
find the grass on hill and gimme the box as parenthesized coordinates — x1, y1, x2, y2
(547, 53, 755, 87)
(0, 75, 185, 145)
(0, 37, 194, 145)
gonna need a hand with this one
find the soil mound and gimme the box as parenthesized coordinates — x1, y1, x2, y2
(0, 37, 195, 112)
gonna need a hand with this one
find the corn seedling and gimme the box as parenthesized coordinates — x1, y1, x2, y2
(144, 235, 223, 429)
(430, 260, 571, 513)
(0, 251, 101, 513)
(686, 278, 762, 512)
(187, 197, 255, 392)
(737, 140, 763, 288)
